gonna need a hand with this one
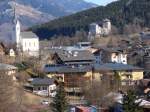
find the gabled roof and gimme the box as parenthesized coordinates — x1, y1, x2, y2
(94, 63, 143, 71)
(31, 78, 54, 86)
(21, 31, 39, 39)
(0, 63, 17, 70)
(102, 47, 123, 53)
(142, 34, 150, 40)
(44, 65, 92, 73)
(55, 50, 95, 62)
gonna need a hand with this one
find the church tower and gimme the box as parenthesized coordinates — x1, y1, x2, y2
(13, 1, 21, 50)
(15, 20, 21, 48)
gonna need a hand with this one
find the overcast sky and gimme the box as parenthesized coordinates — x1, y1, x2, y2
(85, 0, 118, 5)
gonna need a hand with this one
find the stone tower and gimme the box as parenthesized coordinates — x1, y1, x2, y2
(103, 19, 111, 33)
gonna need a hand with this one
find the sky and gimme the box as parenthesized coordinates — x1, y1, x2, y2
(85, 0, 118, 5)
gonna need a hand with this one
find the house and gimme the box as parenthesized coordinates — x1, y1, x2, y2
(101, 47, 128, 64)
(31, 78, 56, 97)
(0, 63, 17, 80)
(44, 65, 93, 94)
(9, 49, 15, 57)
(70, 106, 97, 112)
(140, 32, 150, 46)
(94, 63, 144, 86)
(88, 19, 111, 40)
(75, 42, 91, 49)
(92, 49, 102, 65)
(52, 50, 95, 66)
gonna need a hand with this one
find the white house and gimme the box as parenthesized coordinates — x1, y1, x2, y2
(0, 63, 18, 80)
(101, 48, 128, 64)
(88, 19, 111, 40)
(111, 52, 127, 64)
(13, 19, 39, 57)
(31, 78, 56, 97)
(9, 49, 15, 57)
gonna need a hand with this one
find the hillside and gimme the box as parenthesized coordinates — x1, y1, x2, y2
(0, 0, 96, 43)
(31, 0, 150, 39)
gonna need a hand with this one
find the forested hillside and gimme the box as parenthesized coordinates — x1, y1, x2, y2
(31, 0, 150, 39)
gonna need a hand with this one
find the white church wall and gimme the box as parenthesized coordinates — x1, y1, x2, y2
(22, 38, 39, 52)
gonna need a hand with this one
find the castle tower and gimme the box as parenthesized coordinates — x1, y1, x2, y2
(103, 19, 111, 32)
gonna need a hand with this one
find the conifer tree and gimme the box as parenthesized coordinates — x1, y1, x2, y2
(51, 83, 68, 112)
(123, 90, 143, 112)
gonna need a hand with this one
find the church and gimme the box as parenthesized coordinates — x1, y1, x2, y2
(13, 19, 39, 57)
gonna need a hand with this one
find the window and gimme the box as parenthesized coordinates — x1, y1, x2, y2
(43, 86, 47, 90)
(38, 87, 41, 90)
(123, 55, 126, 58)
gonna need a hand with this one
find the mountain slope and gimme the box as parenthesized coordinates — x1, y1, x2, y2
(32, 0, 150, 39)
(0, 0, 97, 43)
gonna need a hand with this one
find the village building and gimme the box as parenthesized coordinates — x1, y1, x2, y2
(52, 49, 95, 66)
(85, 47, 101, 65)
(140, 32, 150, 47)
(100, 47, 128, 64)
(88, 19, 111, 40)
(44, 62, 143, 94)
(44, 65, 93, 94)
(9, 49, 15, 57)
(75, 42, 91, 49)
(12, 19, 39, 57)
(0, 63, 17, 80)
(89, 47, 128, 65)
(94, 63, 144, 86)
(30, 78, 56, 97)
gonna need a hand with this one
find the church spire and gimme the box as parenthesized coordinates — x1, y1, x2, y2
(13, 0, 17, 24)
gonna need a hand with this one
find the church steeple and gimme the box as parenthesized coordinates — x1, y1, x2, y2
(12, 0, 21, 50)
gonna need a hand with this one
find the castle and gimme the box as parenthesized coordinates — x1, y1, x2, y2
(88, 19, 111, 40)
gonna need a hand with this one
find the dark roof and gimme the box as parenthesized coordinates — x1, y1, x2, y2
(56, 50, 95, 62)
(21, 31, 39, 39)
(141, 32, 150, 40)
(94, 63, 143, 71)
(44, 65, 92, 73)
(0, 63, 17, 70)
(102, 47, 123, 53)
(31, 78, 54, 85)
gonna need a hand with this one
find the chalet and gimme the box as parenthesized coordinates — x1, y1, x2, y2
(100, 47, 128, 64)
(75, 42, 91, 49)
(52, 50, 95, 66)
(44, 65, 93, 93)
(0, 63, 17, 80)
(31, 78, 56, 97)
(94, 63, 143, 86)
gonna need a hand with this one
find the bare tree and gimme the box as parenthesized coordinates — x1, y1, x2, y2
(0, 71, 25, 112)
(0, 71, 15, 112)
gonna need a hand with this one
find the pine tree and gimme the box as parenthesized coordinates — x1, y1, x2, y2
(123, 90, 143, 112)
(51, 83, 68, 112)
